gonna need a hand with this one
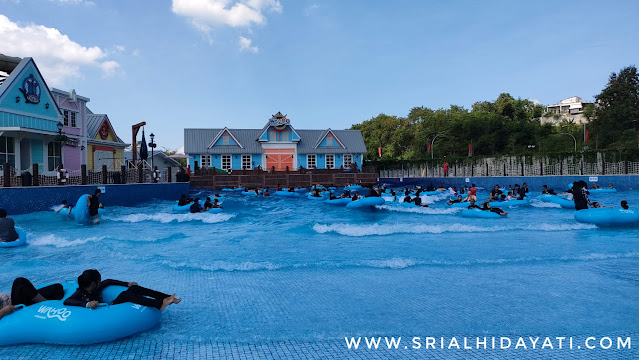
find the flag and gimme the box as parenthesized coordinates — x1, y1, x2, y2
(427, 143, 431, 153)
(378, 146, 382, 157)
(140, 129, 148, 161)
(468, 143, 472, 157)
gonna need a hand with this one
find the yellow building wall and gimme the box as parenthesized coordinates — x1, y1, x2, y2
(87, 144, 94, 170)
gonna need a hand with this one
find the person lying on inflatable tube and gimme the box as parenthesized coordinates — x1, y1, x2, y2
(467, 199, 508, 216)
(64, 270, 181, 311)
(0, 278, 64, 321)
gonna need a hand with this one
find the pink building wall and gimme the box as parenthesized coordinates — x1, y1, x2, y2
(52, 89, 89, 171)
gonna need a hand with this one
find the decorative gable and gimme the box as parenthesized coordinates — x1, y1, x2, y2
(0, 58, 62, 122)
(208, 128, 244, 148)
(314, 129, 345, 149)
(258, 112, 301, 143)
(95, 116, 118, 142)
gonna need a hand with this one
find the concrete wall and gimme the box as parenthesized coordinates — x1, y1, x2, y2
(378, 175, 639, 191)
(0, 182, 190, 215)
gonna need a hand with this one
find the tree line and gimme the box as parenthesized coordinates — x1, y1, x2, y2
(351, 65, 639, 162)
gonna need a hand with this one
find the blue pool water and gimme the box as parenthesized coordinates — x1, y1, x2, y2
(1, 188, 638, 358)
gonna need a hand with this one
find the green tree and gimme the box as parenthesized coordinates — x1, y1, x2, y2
(591, 65, 639, 148)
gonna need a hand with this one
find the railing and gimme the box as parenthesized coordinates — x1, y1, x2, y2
(380, 158, 639, 178)
(190, 171, 379, 189)
(1, 163, 176, 187)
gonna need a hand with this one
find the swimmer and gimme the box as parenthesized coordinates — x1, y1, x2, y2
(202, 197, 213, 211)
(483, 202, 508, 216)
(467, 199, 481, 209)
(211, 199, 222, 209)
(447, 195, 463, 205)
(190, 198, 202, 213)
(351, 191, 359, 201)
(621, 200, 629, 209)
(55, 200, 74, 214)
(64, 270, 181, 311)
(0, 209, 19, 243)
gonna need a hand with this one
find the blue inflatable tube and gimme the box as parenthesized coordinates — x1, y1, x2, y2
(346, 197, 385, 209)
(311, 186, 326, 191)
(203, 207, 223, 213)
(421, 190, 444, 196)
(325, 198, 351, 206)
(233, 188, 245, 192)
(447, 201, 472, 208)
(73, 194, 102, 225)
(0, 281, 161, 345)
(307, 193, 326, 200)
(274, 191, 301, 198)
(574, 208, 639, 227)
(294, 188, 307, 193)
(0, 227, 27, 248)
(172, 200, 203, 212)
(488, 199, 528, 207)
(588, 188, 617, 193)
(241, 191, 257, 196)
(345, 185, 362, 191)
(461, 209, 505, 218)
(221, 188, 235, 192)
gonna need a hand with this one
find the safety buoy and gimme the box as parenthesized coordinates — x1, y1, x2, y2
(152, 169, 161, 182)
(57, 168, 68, 184)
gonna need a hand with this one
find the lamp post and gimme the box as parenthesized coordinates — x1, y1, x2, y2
(149, 133, 156, 169)
(559, 132, 577, 152)
(431, 134, 443, 159)
(55, 121, 64, 168)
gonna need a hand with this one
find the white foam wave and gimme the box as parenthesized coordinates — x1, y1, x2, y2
(363, 258, 417, 269)
(377, 205, 462, 215)
(110, 212, 235, 224)
(530, 201, 562, 208)
(313, 222, 597, 237)
(29, 234, 105, 248)
(161, 260, 281, 272)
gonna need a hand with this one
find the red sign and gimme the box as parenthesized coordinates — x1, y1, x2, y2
(98, 122, 109, 140)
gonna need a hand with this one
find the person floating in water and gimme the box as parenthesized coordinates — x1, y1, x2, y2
(64, 270, 181, 311)
(483, 202, 508, 216)
(55, 200, 75, 215)
(0, 209, 19, 243)
(0, 277, 64, 321)
(467, 199, 481, 209)
(447, 195, 464, 205)
(202, 197, 213, 211)
(351, 191, 359, 201)
(190, 198, 202, 213)
(621, 200, 629, 209)
(541, 185, 556, 195)
(211, 199, 222, 209)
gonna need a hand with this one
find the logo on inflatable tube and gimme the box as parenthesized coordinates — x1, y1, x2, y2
(35, 306, 72, 321)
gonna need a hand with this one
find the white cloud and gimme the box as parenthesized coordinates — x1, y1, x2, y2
(238, 36, 258, 53)
(172, 0, 281, 48)
(0, 15, 120, 86)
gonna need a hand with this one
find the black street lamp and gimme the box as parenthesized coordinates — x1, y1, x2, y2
(54, 121, 67, 168)
(149, 133, 156, 169)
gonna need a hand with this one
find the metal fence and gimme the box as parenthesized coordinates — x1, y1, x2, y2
(380, 157, 639, 178)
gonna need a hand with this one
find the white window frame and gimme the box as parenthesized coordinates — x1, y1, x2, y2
(242, 154, 252, 170)
(47, 141, 62, 171)
(222, 155, 231, 171)
(307, 154, 316, 168)
(325, 154, 335, 169)
(343, 154, 352, 168)
(201, 155, 211, 168)
(71, 112, 77, 128)
(0, 136, 16, 168)
(63, 110, 69, 126)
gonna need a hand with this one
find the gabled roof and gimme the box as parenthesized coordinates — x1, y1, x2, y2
(86, 114, 126, 144)
(185, 128, 367, 154)
(313, 128, 345, 149)
(257, 123, 301, 142)
(207, 127, 244, 149)
(0, 57, 63, 119)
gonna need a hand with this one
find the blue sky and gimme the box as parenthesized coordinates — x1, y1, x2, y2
(2, 0, 638, 150)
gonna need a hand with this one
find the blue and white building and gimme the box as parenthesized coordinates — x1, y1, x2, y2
(184, 112, 366, 171)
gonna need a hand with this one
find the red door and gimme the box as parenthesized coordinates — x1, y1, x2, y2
(266, 154, 293, 171)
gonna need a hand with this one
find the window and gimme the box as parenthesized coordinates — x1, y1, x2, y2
(326, 154, 335, 169)
(282, 132, 289, 141)
(326, 137, 333, 146)
(201, 155, 211, 168)
(71, 112, 77, 128)
(0, 136, 15, 168)
(63, 110, 69, 126)
(343, 154, 353, 168)
(223, 135, 230, 145)
(47, 141, 61, 171)
(269, 132, 276, 142)
(307, 154, 316, 168)
(242, 155, 252, 170)
(222, 155, 231, 171)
